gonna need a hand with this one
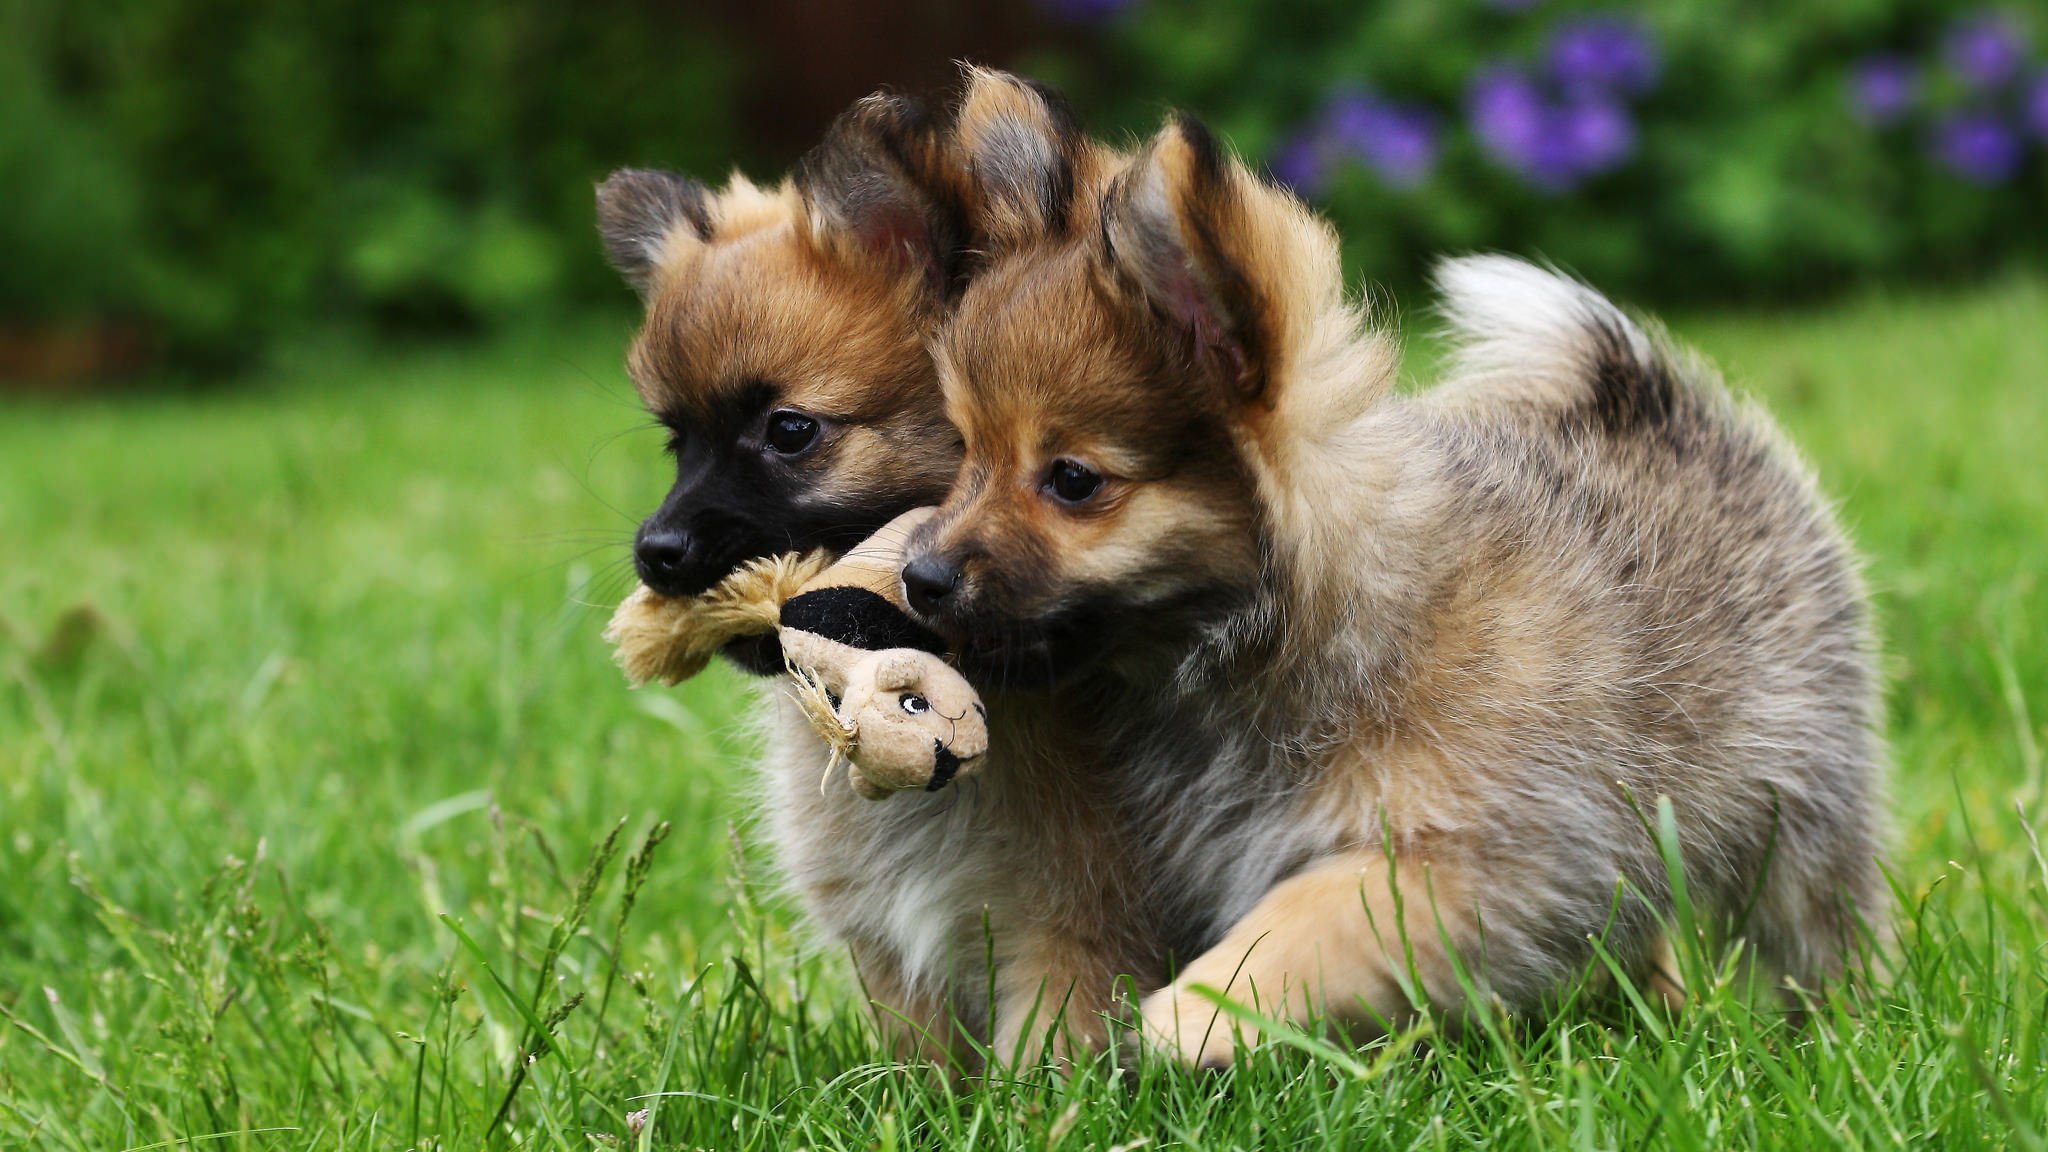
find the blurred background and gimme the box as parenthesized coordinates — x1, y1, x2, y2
(4, 0, 2045, 388)
(4, 6, 2046, 1142)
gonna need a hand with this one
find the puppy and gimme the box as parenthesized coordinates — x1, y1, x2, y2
(745, 73, 1164, 1067)
(602, 72, 1155, 1065)
(597, 90, 969, 1049)
(903, 115, 1887, 1067)
(597, 93, 964, 673)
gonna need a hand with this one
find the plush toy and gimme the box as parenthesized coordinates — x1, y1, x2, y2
(603, 509, 988, 800)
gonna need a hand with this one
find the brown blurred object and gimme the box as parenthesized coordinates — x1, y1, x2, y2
(697, 0, 1047, 166)
(0, 322, 155, 395)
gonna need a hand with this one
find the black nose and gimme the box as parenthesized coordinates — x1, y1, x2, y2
(901, 555, 961, 617)
(634, 527, 701, 597)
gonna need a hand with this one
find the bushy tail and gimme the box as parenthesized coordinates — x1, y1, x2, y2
(1432, 254, 1688, 435)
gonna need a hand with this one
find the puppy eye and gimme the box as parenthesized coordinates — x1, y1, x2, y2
(765, 410, 820, 456)
(898, 694, 930, 715)
(1045, 459, 1103, 504)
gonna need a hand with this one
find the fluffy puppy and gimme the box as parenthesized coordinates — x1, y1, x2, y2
(750, 70, 1163, 1067)
(604, 71, 1156, 1065)
(596, 88, 969, 1052)
(597, 92, 964, 678)
(902, 115, 1887, 1067)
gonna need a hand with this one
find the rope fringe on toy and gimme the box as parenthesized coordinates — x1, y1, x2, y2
(786, 666, 859, 795)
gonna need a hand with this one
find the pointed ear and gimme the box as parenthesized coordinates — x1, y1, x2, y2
(794, 93, 962, 296)
(952, 65, 1084, 252)
(1101, 115, 1288, 398)
(595, 168, 713, 298)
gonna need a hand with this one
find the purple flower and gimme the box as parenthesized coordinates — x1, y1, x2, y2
(1270, 90, 1441, 195)
(1269, 130, 1336, 197)
(1468, 65, 1637, 191)
(1556, 98, 1635, 172)
(1848, 56, 1919, 125)
(2026, 72, 2048, 140)
(1470, 67, 1549, 169)
(1931, 112, 2023, 183)
(1944, 13, 2027, 90)
(1545, 15, 1660, 97)
(1324, 94, 1440, 188)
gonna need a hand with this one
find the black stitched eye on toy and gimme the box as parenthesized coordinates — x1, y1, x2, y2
(765, 411, 819, 455)
(898, 694, 929, 716)
(1046, 459, 1102, 504)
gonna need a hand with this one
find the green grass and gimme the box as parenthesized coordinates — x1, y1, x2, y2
(3, 278, 2046, 1150)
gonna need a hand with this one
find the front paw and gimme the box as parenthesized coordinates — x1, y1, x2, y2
(1137, 984, 1244, 1070)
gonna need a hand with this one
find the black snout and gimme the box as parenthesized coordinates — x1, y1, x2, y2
(901, 554, 962, 618)
(634, 525, 708, 597)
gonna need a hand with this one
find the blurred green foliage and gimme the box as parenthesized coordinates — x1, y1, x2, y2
(8, 0, 2046, 369)
(1, 0, 734, 365)
(1035, 0, 2048, 303)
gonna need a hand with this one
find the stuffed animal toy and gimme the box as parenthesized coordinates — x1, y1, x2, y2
(603, 509, 988, 800)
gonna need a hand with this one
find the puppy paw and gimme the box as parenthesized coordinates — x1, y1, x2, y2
(1137, 984, 1243, 1070)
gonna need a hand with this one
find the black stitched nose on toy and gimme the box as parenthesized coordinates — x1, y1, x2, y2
(901, 555, 961, 617)
(634, 526, 700, 597)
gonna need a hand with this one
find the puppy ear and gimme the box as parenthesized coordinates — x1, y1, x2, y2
(1101, 115, 1295, 399)
(795, 93, 962, 296)
(953, 65, 1084, 252)
(595, 168, 713, 298)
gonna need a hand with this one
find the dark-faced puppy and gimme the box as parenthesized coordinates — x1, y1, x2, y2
(602, 70, 1167, 1070)
(598, 95, 965, 671)
(741, 70, 1174, 1070)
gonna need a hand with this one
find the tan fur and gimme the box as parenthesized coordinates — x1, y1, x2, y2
(597, 74, 1169, 1065)
(597, 95, 972, 1047)
(746, 74, 1164, 1070)
(907, 115, 1886, 1066)
(603, 552, 825, 685)
(1141, 847, 1474, 1066)
(950, 65, 1122, 254)
(625, 177, 958, 508)
(849, 935, 968, 1065)
(753, 689, 1161, 1067)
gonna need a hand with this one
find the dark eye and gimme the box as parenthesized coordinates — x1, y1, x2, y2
(765, 410, 820, 456)
(898, 694, 929, 715)
(1046, 459, 1103, 504)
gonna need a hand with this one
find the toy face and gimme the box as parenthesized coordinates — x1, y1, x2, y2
(840, 652, 989, 799)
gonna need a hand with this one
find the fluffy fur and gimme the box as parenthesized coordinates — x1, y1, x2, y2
(897, 116, 1887, 1067)
(746, 69, 1162, 1067)
(597, 92, 963, 612)
(593, 86, 999, 1050)
(604, 553, 826, 685)
(601, 70, 1157, 1066)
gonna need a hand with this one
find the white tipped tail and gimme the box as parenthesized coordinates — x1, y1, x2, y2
(1431, 254, 1656, 409)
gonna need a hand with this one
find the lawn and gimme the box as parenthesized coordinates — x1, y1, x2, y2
(3, 277, 2046, 1150)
